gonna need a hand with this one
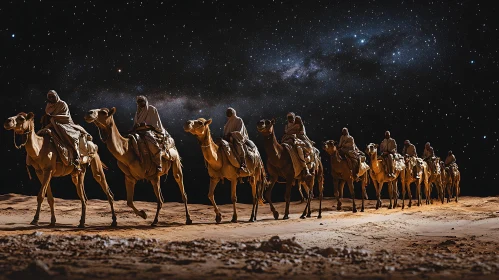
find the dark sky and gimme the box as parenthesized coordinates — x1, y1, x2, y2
(1, 1, 497, 204)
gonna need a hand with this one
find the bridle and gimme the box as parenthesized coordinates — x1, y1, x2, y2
(93, 119, 109, 143)
(12, 122, 32, 149)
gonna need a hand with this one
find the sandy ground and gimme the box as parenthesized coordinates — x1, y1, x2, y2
(0, 194, 498, 279)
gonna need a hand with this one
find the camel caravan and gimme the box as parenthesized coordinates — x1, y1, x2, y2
(3, 91, 461, 227)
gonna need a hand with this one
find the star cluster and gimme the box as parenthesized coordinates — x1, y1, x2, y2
(1, 1, 498, 201)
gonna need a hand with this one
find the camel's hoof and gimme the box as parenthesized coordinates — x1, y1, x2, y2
(231, 215, 238, 223)
(77, 223, 85, 228)
(248, 217, 255, 222)
(388, 205, 393, 209)
(30, 220, 39, 226)
(186, 219, 193, 225)
(402, 205, 405, 210)
(151, 220, 158, 227)
(110, 221, 118, 227)
(283, 215, 289, 220)
(353, 208, 358, 213)
(336, 206, 342, 211)
(300, 215, 306, 219)
(49, 222, 56, 227)
(306, 214, 311, 218)
(361, 208, 365, 212)
(317, 214, 322, 219)
(215, 214, 222, 224)
(273, 211, 279, 220)
(138, 210, 147, 219)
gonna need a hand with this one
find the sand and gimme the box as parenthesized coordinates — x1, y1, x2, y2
(0, 194, 498, 279)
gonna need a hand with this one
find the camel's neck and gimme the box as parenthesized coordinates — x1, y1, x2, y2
(370, 152, 382, 173)
(104, 117, 129, 159)
(329, 149, 342, 165)
(24, 122, 44, 158)
(262, 130, 283, 163)
(197, 127, 222, 170)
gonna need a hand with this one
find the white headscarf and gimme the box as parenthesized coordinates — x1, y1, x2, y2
(133, 95, 166, 134)
(45, 90, 73, 124)
(223, 107, 248, 139)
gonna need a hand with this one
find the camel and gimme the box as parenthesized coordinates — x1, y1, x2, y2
(183, 118, 267, 223)
(84, 107, 192, 226)
(401, 156, 429, 208)
(256, 119, 324, 219)
(322, 140, 368, 212)
(3, 112, 117, 228)
(449, 165, 461, 202)
(424, 157, 444, 205)
(365, 143, 406, 209)
(439, 161, 453, 203)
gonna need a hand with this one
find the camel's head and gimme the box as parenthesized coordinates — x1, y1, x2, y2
(322, 140, 337, 155)
(4, 112, 34, 134)
(183, 118, 212, 136)
(256, 118, 275, 136)
(366, 143, 378, 155)
(84, 107, 116, 128)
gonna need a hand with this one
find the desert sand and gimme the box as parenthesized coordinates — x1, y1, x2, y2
(0, 194, 498, 279)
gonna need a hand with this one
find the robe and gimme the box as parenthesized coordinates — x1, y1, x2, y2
(134, 95, 166, 136)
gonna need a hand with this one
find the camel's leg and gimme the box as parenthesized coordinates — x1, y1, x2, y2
(208, 177, 222, 223)
(299, 182, 312, 218)
(46, 186, 56, 226)
(249, 176, 257, 222)
(388, 181, 394, 209)
(346, 179, 357, 213)
(265, 176, 279, 219)
(31, 169, 53, 226)
(335, 179, 343, 211)
(150, 177, 163, 226)
(172, 158, 192, 225)
(393, 180, 399, 208)
(407, 181, 413, 208)
(374, 180, 382, 209)
(298, 183, 305, 203)
(317, 173, 324, 218)
(361, 176, 367, 212)
(340, 181, 344, 199)
(401, 181, 406, 209)
(229, 179, 238, 223)
(73, 170, 87, 228)
(125, 176, 147, 219)
(455, 177, 460, 203)
(283, 177, 293, 220)
(90, 154, 117, 227)
(448, 182, 453, 203)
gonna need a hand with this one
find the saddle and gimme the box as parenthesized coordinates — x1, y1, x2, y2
(36, 128, 97, 166)
(217, 138, 257, 168)
(282, 143, 318, 179)
(127, 131, 174, 164)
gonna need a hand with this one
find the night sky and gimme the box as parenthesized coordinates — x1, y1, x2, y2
(1, 1, 497, 204)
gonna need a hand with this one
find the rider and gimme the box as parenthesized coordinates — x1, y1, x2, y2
(338, 127, 361, 179)
(380, 131, 397, 177)
(223, 107, 249, 174)
(403, 139, 419, 179)
(43, 90, 90, 168)
(281, 113, 312, 178)
(422, 142, 437, 173)
(133, 95, 168, 172)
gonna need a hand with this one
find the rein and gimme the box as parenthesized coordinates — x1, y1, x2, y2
(94, 120, 108, 143)
(13, 129, 31, 149)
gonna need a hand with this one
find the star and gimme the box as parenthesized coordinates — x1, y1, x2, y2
(11, 34, 15, 38)
(118, 69, 122, 73)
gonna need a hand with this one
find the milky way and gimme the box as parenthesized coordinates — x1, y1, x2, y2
(1, 1, 497, 199)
